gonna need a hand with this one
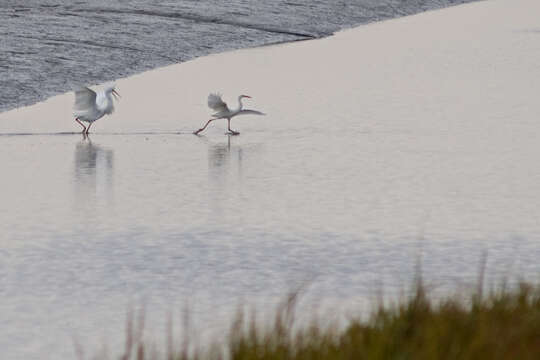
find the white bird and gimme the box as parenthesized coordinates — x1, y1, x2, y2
(73, 84, 120, 134)
(194, 93, 265, 135)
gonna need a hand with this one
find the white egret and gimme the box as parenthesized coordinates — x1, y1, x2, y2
(73, 85, 120, 134)
(194, 93, 265, 135)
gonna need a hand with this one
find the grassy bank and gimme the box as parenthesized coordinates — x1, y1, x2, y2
(100, 283, 540, 360)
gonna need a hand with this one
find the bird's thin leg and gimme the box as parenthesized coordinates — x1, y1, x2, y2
(75, 118, 86, 133)
(227, 118, 240, 135)
(85, 122, 92, 135)
(193, 119, 215, 135)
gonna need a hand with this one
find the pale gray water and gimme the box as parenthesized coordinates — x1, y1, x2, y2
(1, 129, 539, 358)
(0, 128, 540, 359)
(1, 0, 476, 113)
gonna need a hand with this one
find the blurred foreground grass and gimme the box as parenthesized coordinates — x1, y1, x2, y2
(96, 282, 540, 360)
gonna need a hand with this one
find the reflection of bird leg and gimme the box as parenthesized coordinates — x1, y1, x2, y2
(227, 118, 240, 135)
(75, 118, 86, 133)
(85, 122, 92, 135)
(193, 118, 216, 135)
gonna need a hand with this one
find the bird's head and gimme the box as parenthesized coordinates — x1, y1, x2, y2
(106, 84, 121, 100)
(240, 95, 251, 100)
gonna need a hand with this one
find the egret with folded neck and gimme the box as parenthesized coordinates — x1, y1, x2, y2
(73, 84, 120, 134)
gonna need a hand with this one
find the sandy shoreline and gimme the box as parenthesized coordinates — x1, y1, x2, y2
(1, 0, 478, 113)
(1, 0, 538, 135)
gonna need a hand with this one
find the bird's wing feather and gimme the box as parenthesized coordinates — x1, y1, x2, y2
(207, 93, 229, 113)
(236, 109, 266, 116)
(74, 87, 97, 111)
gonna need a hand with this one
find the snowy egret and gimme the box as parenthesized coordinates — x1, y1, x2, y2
(73, 85, 120, 134)
(194, 93, 265, 135)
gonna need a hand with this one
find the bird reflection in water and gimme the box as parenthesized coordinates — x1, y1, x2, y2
(74, 135, 114, 200)
(203, 135, 243, 221)
(208, 135, 243, 171)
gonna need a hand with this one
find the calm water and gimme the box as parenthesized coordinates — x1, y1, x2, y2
(1, 127, 539, 358)
(1, 0, 475, 112)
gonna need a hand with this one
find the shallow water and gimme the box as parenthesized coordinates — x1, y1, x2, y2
(1, 0, 475, 112)
(1, 128, 539, 358)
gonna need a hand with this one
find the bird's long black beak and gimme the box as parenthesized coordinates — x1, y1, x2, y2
(112, 89, 121, 99)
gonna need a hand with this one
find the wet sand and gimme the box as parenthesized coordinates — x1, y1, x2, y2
(0, 0, 475, 112)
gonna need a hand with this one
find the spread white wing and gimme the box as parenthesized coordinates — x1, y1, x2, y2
(207, 93, 229, 114)
(74, 87, 97, 112)
(236, 109, 265, 116)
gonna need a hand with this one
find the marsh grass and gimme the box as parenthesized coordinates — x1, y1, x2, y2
(89, 279, 540, 360)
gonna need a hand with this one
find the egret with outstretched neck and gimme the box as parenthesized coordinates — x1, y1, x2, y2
(194, 93, 265, 135)
(73, 84, 120, 134)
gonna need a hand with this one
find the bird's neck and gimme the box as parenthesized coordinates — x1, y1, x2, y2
(235, 97, 244, 112)
(103, 92, 115, 114)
